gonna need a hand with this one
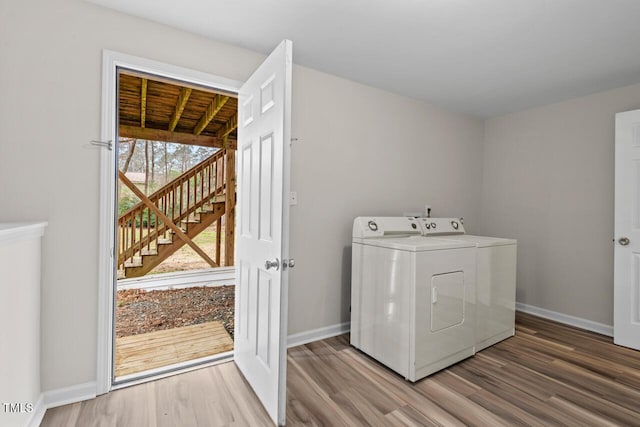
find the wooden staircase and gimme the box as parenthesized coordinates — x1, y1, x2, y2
(117, 149, 234, 278)
(123, 202, 226, 277)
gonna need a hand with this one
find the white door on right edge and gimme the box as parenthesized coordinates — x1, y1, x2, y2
(234, 40, 293, 426)
(614, 109, 640, 350)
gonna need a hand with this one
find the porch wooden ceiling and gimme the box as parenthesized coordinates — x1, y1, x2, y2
(118, 72, 238, 150)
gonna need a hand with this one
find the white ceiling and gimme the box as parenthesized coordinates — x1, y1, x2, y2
(90, 0, 640, 117)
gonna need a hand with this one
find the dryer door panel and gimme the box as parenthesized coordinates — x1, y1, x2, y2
(413, 247, 476, 380)
(431, 271, 465, 332)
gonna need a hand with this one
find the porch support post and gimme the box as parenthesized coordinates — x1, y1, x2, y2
(224, 143, 236, 266)
(216, 217, 222, 266)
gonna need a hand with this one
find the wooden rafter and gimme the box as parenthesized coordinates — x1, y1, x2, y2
(168, 87, 192, 132)
(120, 69, 233, 98)
(193, 94, 229, 136)
(119, 125, 237, 150)
(218, 113, 238, 139)
(140, 78, 148, 128)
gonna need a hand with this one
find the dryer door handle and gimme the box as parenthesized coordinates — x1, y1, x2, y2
(432, 287, 438, 304)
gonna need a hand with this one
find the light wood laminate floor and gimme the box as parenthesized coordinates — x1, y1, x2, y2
(42, 313, 640, 426)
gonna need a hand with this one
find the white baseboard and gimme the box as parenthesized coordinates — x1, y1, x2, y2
(26, 393, 46, 427)
(25, 382, 96, 426)
(43, 381, 97, 409)
(287, 322, 350, 348)
(516, 302, 613, 337)
(117, 267, 235, 291)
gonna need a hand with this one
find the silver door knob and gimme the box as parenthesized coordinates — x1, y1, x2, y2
(619, 237, 630, 246)
(265, 258, 279, 270)
(283, 258, 295, 269)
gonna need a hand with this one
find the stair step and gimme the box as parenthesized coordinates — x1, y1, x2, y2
(124, 260, 143, 268)
(182, 219, 201, 224)
(158, 238, 173, 245)
(140, 248, 158, 256)
(168, 228, 188, 234)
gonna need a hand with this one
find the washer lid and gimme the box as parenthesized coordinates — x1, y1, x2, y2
(438, 234, 517, 247)
(359, 236, 475, 251)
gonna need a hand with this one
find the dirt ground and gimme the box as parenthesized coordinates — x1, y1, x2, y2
(116, 286, 235, 339)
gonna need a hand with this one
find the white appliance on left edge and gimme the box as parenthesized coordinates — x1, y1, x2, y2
(351, 217, 477, 381)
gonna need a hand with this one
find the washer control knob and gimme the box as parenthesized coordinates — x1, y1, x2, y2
(368, 220, 378, 231)
(425, 223, 431, 229)
(411, 223, 417, 229)
(451, 221, 459, 230)
(431, 223, 437, 229)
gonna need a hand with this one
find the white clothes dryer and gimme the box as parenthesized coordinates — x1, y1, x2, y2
(351, 217, 477, 381)
(417, 217, 517, 351)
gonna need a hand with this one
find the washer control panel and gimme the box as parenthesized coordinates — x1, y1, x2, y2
(417, 218, 465, 235)
(353, 217, 422, 238)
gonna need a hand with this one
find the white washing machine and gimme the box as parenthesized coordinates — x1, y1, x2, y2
(417, 217, 517, 351)
(351, 217, 477, 381)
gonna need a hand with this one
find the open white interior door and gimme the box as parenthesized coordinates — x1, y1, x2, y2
(614, 109, 640, 350)
(234, 40, 293, 426)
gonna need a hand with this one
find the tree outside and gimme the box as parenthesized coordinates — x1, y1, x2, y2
(117, 139, 222, 275)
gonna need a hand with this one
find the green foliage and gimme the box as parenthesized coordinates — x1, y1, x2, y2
(118, 194, 157, 227)
(118, 194, 137, 215)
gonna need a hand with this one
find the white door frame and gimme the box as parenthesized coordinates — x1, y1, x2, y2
(97, 50, 243, 395)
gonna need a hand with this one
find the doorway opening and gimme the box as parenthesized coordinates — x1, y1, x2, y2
(113, 69, 238, 383)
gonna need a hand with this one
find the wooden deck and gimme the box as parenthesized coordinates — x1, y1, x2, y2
(115, 321, 234, 377)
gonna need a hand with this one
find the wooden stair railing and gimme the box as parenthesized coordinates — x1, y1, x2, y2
(122, 203, 226, 278)
(119, 172, 217, 267)
(117, 149, 228, 273)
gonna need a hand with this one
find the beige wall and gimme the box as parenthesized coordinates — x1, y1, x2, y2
(480, 82, 640, 326)
(1, 0, 261, 393)
(0, 0, 484, 392)
(289, 67, 485, 334)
